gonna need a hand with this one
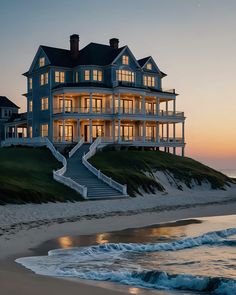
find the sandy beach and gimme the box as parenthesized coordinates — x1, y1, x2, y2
(1, 186, 236, 294)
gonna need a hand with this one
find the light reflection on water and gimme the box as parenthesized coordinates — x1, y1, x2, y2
(33, 215, 236, 294)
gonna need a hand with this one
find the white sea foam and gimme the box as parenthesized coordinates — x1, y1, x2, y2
(16, 227, 236, 294)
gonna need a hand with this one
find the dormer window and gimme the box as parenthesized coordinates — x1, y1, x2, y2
(122, 55, 129, 65)
(84, 70, 90, 81)
(93, 70, 103, 81)
(39, 57, 45, 67)
(55, 71, 65, 83)
(146, 63, 152, 70)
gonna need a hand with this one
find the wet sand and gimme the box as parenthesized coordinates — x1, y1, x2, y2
(1, 202, 236, 295)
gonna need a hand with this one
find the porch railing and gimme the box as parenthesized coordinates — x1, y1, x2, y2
(53, 107, 184, 118)
(82, 137, 128, 195)
(69, 137, 84, 158)
(1, 137, 87, 198)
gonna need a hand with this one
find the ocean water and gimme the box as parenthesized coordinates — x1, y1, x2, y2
(16, 215, 236, 295)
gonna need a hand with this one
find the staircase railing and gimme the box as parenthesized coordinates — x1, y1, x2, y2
(82, 137, 128, 195)
(69, 137, 84, 158)
(1, 137, 87, 198)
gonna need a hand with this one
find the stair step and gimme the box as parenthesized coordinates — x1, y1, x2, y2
(63, 143, 127, 199)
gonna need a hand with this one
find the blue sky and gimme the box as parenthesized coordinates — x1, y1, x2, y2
(0, 0, 236, 168)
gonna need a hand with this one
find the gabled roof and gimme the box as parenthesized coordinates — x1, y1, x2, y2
(0, 96, 19, 108)
(138, 56, 151, 67)
(138, 56, 167, 77)
(40, 43, 125, 68)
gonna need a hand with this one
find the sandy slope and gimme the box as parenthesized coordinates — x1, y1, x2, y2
(0, 177, 236, 295)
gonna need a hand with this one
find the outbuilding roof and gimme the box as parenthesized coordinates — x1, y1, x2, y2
(0, 96, 19, 108)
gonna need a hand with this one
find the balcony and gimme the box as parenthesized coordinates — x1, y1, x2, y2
(53, 107, 184, 118)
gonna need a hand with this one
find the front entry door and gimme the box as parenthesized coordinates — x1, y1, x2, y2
(84, 125, 104, 142)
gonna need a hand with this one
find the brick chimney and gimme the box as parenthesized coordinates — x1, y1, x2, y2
(70, 34, 79, 59)
(109, 38, 119, 49)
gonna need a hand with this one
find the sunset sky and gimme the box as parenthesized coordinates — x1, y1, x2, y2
(0, 0, 235, 169)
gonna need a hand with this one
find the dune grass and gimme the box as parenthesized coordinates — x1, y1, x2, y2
(0, 146, 82, 205)
(89, 149, 233, 197)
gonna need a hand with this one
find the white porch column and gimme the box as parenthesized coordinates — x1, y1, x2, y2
(77, 119, 80, 141)
(156, 122, 159, 143)
(182, 121, 185, 143)
(62, 120, 65, 142)
(112, 94, 115, 114)
(143, 121, 146, 142)
(118, 93, 121, 114)
(15, 125, 17, 138)
(89, 119, 93, 143)
(142, 95, 145, 114)
(112, 120, 115, 142)
(173, 123, 176, 141)
(156, 97, 160, 115)
(62, 94, 65, 114)
(161, 123, 164, 140)
(167, 123, 169, 142)
(90, 92, 93, 113)
(118, 119, 121, 142)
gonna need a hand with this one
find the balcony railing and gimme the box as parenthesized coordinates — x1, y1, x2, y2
(53, 107, 184, 117)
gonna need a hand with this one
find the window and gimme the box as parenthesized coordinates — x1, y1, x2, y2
(84, 70, 90, 81)
(146, 63, 152, 70)
(41, 97, 48, 110)
(40, 72, 48, 85)
(122, 55, 129, 65)
(116, 70, 135, 83)
(29, 78, 32, 90)
(29, 126, 32, 138)
(75, 72, 79, 83)
(143, 75, 155, 87)
(29, 100, 33, 112)
(39, 57, 45, 67)
(55, 71, 65, 83)
(93, 70, 103, 81)
(40, 124, 48, 137)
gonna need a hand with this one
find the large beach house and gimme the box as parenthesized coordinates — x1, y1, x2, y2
(7, 35, 186, 155)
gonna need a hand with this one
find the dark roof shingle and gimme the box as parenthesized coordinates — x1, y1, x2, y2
(0, 96, 19, 108)
(41, 43, 125, 68)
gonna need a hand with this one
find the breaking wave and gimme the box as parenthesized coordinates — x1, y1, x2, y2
(16, 227, 236, 294)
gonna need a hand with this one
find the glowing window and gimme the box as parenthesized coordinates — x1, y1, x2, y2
(40, 124, 48, 137)
(84, 70, 90, 81)
(75, 72, 79, 82)
(146, 63, 152, 70)
(29, 100, 33, 112)
(93, 70, 103, 81)
(29, 126, 32, 138)
(41, 97, 48, 110)
(29, 78, 32, 90)
(40, 72, 48, 85)
(55, 71, 65, 83)
(122, 55, 129, 65)
(39, 57, 45, 67)
(116, 70, 135, 83)
(143, 75, 155, 87)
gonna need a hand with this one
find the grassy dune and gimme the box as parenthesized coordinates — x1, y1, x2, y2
(89, 149, 233, 197)
(0, 146, 82, 204)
